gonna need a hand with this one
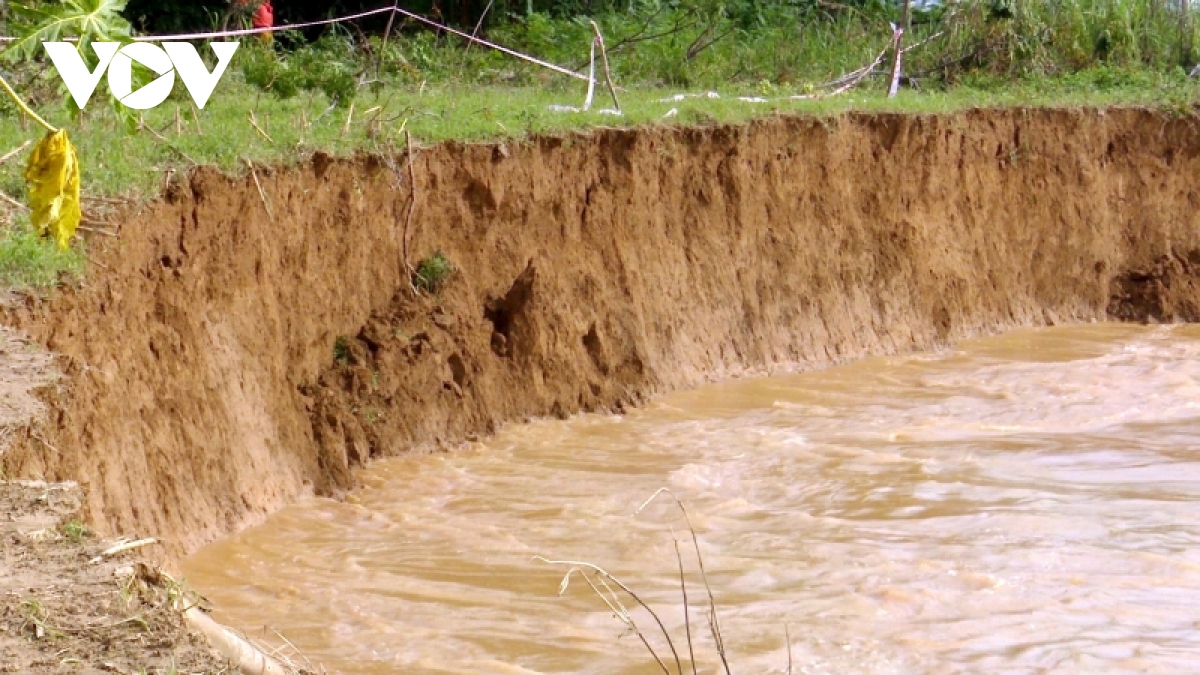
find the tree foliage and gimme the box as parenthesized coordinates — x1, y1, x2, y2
(4, 0, 132, 62)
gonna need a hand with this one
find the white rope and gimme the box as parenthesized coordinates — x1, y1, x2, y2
(385, 5, 588, 80)
(135, 6, 396, 41)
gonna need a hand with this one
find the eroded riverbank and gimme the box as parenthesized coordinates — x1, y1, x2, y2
(1, 107, 1199, 558)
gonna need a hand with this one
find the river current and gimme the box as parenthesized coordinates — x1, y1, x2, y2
(183, 324, 1200, 673)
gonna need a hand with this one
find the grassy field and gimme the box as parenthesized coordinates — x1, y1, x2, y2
(1, 67, 1196, 200)
(0, 53, 1197, 291)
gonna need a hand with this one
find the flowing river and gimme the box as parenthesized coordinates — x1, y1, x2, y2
(182, 324, 1200, 674)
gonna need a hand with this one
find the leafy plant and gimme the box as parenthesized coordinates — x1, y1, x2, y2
(3, 0, 132, 63)
(59, 519, 90, 543)
(333, 336, 351, 365)
(238, 32, 361, 106)
(19, 596, 62, 639)
(413, 250, 454, 293)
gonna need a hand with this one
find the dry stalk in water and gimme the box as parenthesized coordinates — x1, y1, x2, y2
(637, 487, 731, 675)
(786, 623, 794, 675)
(535, 556, 682, 674)
(674, 531, 698, 675)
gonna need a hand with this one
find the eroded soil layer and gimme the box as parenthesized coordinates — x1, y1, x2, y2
(0, 480, 232, 673)
(3, 108, 1199, 555)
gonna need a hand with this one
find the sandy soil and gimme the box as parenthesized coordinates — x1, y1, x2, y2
(0, 479, 234, 673)
(0, 329, 276, 674)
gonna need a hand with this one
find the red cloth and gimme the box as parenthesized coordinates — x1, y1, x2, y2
(252, 0, 273, 29)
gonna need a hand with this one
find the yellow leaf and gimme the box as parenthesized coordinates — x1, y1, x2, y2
(24, 129, 81, 251)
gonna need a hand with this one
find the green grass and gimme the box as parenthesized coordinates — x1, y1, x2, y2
(0, 218, 86, 292)
(59, 519, 90, 544)
(413, 250, 455, 293)
(0, 67, 1195, 201)
(0, 28, 1195, 295)
(333, 336, 351, 366)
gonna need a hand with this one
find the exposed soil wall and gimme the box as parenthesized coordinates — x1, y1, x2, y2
(3, 107, 1199, 556)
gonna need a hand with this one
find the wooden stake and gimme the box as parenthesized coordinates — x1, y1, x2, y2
(376, 3, 399, 78)
(887, 24, 905, 98)
(465, 0, 494, 54)
(589, 21, 621, 112)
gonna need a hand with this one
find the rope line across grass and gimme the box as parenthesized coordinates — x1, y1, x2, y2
(0, 5, 591, 82)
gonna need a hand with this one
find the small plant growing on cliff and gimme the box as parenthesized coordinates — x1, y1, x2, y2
(413, 251, 454, 293)
(333, 336, 351, 366)
(59, 519, 89, 543)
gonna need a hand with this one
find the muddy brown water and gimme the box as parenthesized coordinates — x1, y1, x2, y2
(182, 324, 1200, 674)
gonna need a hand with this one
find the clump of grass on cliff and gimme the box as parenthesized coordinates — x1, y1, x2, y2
(0, 218, 85, 291)
(413, 251, 455, 293)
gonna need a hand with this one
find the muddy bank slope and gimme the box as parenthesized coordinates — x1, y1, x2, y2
(2, 107, 1199, 555)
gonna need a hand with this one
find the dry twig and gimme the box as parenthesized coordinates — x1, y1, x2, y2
(137, 119, 199, 164)
(249, 111, 275, 144)
(401, 127, 419, 288)
(589, 21, 622, 111)
(342, 102, 356, 136)
(674, 532, 698, 675)
(535, 556, 681, 674)
(638, 488, 731, 674)
(0, 139, 31, 165)
(245, 159, 274, 219)
(189, 101, 203, 134)
(786, 623, 794, 675)
(465, 0, 494, 54)
(88, 538, 158, 564)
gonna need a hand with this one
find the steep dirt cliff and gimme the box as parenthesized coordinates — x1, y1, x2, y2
(2, 107, 1198, 555)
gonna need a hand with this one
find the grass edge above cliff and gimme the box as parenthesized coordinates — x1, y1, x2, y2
(0, 69, 1196, 294)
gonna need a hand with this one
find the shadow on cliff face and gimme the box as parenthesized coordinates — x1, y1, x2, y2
(1109, 250, 1200, 323)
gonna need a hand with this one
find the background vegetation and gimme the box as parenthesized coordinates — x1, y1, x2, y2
(114, 0, 1200, 87)
(0, 0, 1197, 292)
(2, 0, 1198, 124)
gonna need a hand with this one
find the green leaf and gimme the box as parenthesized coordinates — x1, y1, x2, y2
(4, 0, 133, 63)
